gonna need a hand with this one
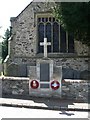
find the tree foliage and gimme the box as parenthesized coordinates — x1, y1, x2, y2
(2, 28, 11, 62)
(53, 2, 90, 46)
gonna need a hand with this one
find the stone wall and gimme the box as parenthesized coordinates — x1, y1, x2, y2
(74, 41, 89, 56)
(0, 77, 2, 97)
(1, 77, 89, 102)
(6, 57, 89, 71)
(4, 57, 89, 79)
(10, 2, 55, 58)
(0, 64, 2, 75)
(62, 79, 89, 102)
(9, 2, 89, 58)
(2, 77, 29, 96)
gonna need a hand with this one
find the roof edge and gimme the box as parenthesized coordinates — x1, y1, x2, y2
(10, 1, 33, 22)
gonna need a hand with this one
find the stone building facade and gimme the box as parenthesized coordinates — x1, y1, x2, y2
(4, 1, 89, 79)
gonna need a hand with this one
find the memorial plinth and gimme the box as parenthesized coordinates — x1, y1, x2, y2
(28, 38, 62, 98)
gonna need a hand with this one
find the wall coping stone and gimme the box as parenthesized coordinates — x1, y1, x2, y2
(14, 54, 90, 58)
(64, 79, 89, 83)
(0, 77, 89, 83)
(0, 77, 29, 81)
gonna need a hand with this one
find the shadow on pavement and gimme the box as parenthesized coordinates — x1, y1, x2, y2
(2, 94, 75, 109)
(59, 111, 75, 116)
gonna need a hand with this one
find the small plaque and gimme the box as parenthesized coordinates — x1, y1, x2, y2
(40, 83, 49, 88)
(40, 63, 50, 82)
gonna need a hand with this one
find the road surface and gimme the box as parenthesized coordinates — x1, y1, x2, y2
(0, 106, 89, 119)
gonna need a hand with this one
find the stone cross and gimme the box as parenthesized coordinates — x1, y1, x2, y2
(40, 38, 51, 58)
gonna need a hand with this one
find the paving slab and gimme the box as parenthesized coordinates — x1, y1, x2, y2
(0, 97, 89, 111)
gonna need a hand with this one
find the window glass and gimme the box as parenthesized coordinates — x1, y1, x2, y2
(49, 17, 52, 22)
(68, 33, 74, 53)
(42, 18, 45, 22)
(60, 26, 67, 53)
(38, 23, 44, 53)
(46, 18, 48, 22)
(53, 22, 59, 52)
(46, 23, 51, 52)
(52, 17, 55, 22)
(38, 18, 41, 22)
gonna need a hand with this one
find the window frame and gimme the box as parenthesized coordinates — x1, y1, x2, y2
(35, 12, 74, 55)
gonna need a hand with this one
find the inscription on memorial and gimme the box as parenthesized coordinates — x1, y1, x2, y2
(40, 63, 50, 82)
(40, 83, 49, 88)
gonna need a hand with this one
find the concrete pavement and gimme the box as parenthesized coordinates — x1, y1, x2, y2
(0, 106, 88, 118)
(0, 96, 90, 111)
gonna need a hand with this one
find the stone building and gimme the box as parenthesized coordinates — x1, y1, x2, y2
(4, 1, 89, 79)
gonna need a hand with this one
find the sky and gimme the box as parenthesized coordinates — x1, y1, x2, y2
(0, 0, 88, 41)
(0, 0, 32, 41)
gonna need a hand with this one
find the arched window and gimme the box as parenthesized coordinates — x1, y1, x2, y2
(37, 16, 74, 53)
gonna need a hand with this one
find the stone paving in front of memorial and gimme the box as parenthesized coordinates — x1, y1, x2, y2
(0, 97, 89, 111)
